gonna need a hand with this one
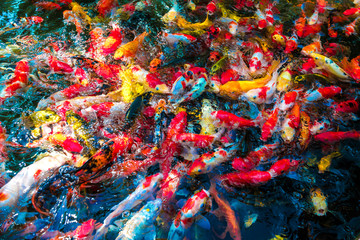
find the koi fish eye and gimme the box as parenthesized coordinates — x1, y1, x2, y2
(156, 87, 159, 91)
(122, 210, 130, 218)
(253, 96, 257, 99)
(198, 169, 202, 172)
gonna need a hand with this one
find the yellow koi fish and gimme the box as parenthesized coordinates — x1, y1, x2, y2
(219, 60, 280, 99)
(114, 32, 148, 60)
(318, 152, 341, 173)
(310, 53, 350, 80)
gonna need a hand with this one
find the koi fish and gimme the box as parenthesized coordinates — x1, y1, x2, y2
(277, 67, 293, 92)
(284, 34, 298, 54)
(224, 158, 299, 188)
(310, 53, 350, 79)
(200, 99, 217, 135)
(249, 47, 266, 74)
(35, 1, 61, 10)
(115, 199, 162, 240)
(281, 104, 299, 143)
(232, 143, 279, 171)
(0, 151, 73, 211)
(66, 110, 98, 155)
(114, 31, 148, 60)
(314, 131, 360, 144)
(158, 162, 188, 209)
(94, 173, 163, 240)
(304, 86, 342, 102)
(122, 92, 153, 131)
(28, 110, 61, 128)
(102, 26, 122, 55)
(279, 90, 300, 111)
(310, 119, 330, 135)
(318, 152, 341, 173)
(209, 182, 242, 240)
(299, 111, 311, 149)
(168, 189, 210, 240)
(27, 133, 83, 153)
(301, 38, 321, 56)
(97, 0, 118, 16)
(0, 60, 30, 105)
(48, 56, 73, 74)
(310, 188, 327, 216)
(345, 17, 360, 36)
(221, 170, 272, 187)
(334, 100, 359, 113)
(173, 133, 217, 148)
(188, 145, 237, 175)
(219, 60, 280, 99)
(244, 67, 278, 104)
(261, 108, 279, 141)
(211, 110, 257, 129)
(69, 2, 92, 26)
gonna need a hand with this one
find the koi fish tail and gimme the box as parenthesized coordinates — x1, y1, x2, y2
(32, 166, 78, 215)
(32, 186, 52, 217)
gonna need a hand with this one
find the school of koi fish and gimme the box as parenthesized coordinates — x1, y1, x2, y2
(1, 0, 360, 239)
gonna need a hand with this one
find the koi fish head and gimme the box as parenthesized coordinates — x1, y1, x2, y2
(249, 57, 262, 73)
(310, 188, 327, 216)
(29, 110, 61, 128)
(284, 39, 297, 54)
(272, 34, 287, 46)
(206, 1, 217, 14)
(149, 58, 162, 72)
(188, 158, 206, 176)
(221, 69, 238, 85)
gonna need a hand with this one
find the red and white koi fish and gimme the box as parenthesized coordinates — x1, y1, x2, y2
(261, 108, 279, 141)
(79, 101, 127, 122)
(211, 110, 257, 129)
(232, 143, 279, 171)
(284, 33, 298, 54)
(48, 56, 73, 74)
(279, 90, 301, 111)
(244, 67, 278, 104)
(0, 60, 30, 105)
(0, 151, 74, 210)
(265, 3, 275, 26)
(159, 111, 187, 179)
(36, 79, 106, 110)
(188, 145, 237, 175)
(304, 86, 342, 102)
(168, 189, 210, 240)
(173, 133, 218, 148)
(222, 159, 299, 187)
(158, 162, 189, 209)
(94, 173, 163, 240)
(255, 7, 267, 29)
(310, 119, 330, 135)
(345, 17, 360, 36)
(249, 46, 266, 74)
